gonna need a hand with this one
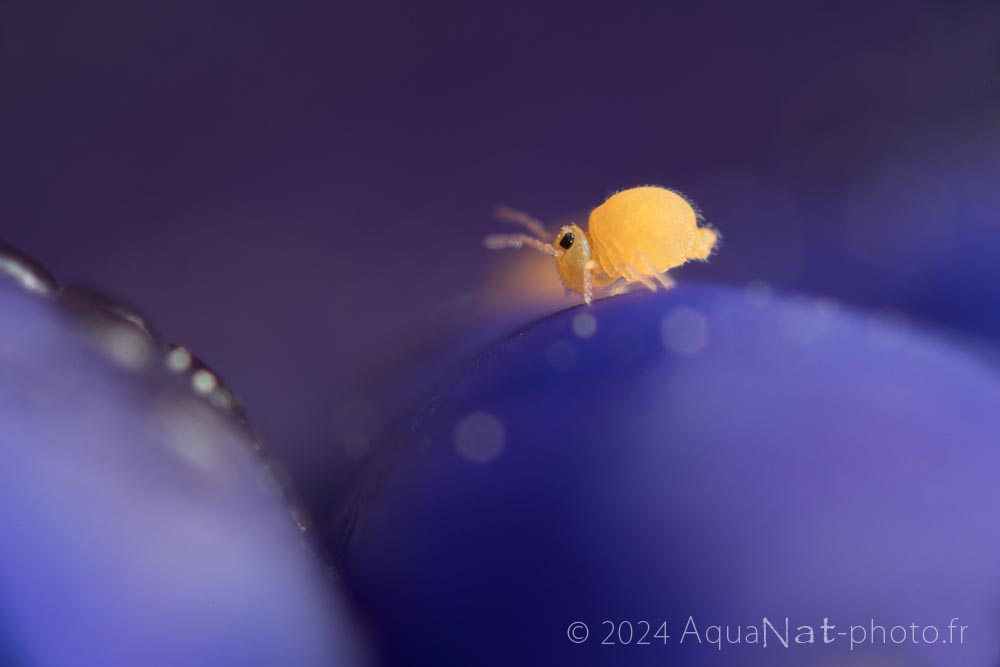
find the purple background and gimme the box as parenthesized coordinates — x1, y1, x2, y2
(3, 0, 999, 492)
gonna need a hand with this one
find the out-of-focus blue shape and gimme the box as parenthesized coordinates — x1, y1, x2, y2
(340, 286, 1000, 666)
(0, 280, 368, 667)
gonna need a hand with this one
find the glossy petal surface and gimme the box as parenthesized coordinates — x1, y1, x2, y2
(0, 283, 367, 667)
(343, 286, 1000, 666)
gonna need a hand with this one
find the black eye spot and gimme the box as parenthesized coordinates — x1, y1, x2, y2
(559, 232, 575, 250)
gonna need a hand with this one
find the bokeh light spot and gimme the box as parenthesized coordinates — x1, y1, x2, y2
(166, 346, 193, 373)
(453, 412, 506, 464)
(661, 307, 709, 356)
(191, 369, 218, 396)
(572, 312, 597, 339)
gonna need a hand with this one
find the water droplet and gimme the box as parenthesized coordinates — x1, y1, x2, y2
(173, 351, 247, 422)
(454, 411, 506, 464)
(0, 242, 58, 295)
(165, 346, 193, 373)
(58, 287, 157, 370)
(102, 324, 154, 370)
(61, 287, 156, 336)
(192, 368, 218, 395)
(207, 383, 240, 414)
(169, 352, 248, 424)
